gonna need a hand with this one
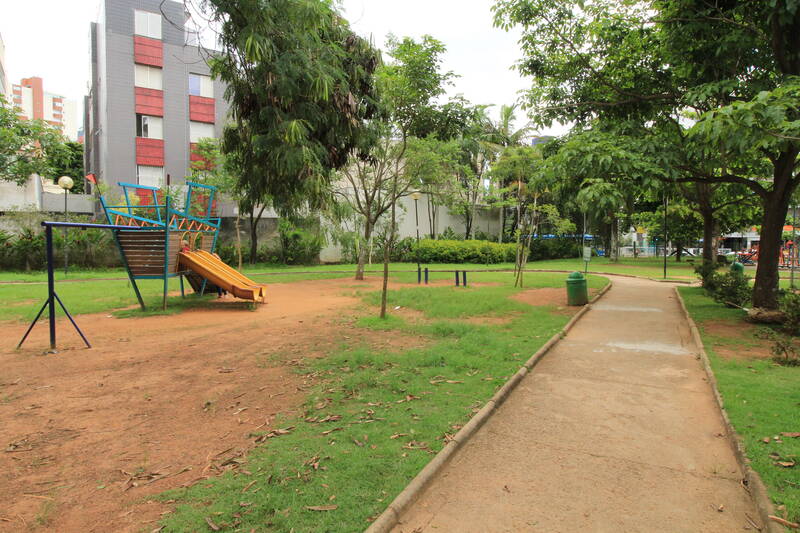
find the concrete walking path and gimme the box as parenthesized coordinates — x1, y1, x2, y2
(392, 276, 760, 532)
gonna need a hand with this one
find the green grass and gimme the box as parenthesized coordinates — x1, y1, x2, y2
(678, 287, 800, 523)
(155, 274, 610, 532)
(0, 262, 606, 323)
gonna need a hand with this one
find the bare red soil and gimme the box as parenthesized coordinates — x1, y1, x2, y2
(0, 278, 397, 532)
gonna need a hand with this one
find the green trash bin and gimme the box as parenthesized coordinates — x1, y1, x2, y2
(730, 262, 744, 275)
(566, 271, 588, 306)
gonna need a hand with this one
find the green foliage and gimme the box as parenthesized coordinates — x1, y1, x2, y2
(206, 0, 382, 210)
(707, 271, 753, 308)
(47, 141, 85, 193)
(414, 239, 516, 264)
(0, 96, 69, 185)
(527, 237, 581, 262)
(277, 219, 323, 265)
(780, 292, 800, 336)
(771, 337, 800, 367)
(694, 262, 722, 289)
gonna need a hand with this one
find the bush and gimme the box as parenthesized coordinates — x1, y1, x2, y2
(707, 271, 752, 308)
(527, 238, 581, 261)
(771, 337, 800, 366)
(414, 239, 516, 264)
(278, 220, 323, 265)
(780, 292, 800, 335)
(694, 262, 722, 289)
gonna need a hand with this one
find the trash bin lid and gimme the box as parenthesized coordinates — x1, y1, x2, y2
(567, 271, 585, 280)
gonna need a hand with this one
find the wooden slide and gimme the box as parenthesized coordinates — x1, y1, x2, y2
(178, 250, 267, 302)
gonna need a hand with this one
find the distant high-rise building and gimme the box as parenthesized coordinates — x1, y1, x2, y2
(84, 0, 229, 190)
(11, 76, 80, 141)
(0, 33, 9, 99)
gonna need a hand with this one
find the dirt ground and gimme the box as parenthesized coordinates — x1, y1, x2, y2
(703, 320, 774, 360)
(0, 277, 425, 532)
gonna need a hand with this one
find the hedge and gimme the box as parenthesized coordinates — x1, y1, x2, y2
(403, 238, 582, 264)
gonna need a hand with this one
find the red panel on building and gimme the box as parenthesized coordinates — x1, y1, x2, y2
(134, 36, 163, 67)
(136, 138, 164, 166)
(189, 143, 215, 170)
(189, 95, 215, 123)
(135, 87, 164, 116)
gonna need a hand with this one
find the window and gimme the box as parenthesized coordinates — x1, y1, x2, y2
(137, 165, 163, 187)
(134, 10, 162, 40)
(136, 114, 163, 139)
(188, 73, 213, 98)
(189, 121, 215, 142)
(135, 64, 163, 90)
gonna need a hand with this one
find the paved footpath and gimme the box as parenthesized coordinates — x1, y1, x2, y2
(392, 276, 760, 533)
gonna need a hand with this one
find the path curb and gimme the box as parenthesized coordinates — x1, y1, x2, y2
(674, 288, 783, 533)
(364, 280, 613, 533)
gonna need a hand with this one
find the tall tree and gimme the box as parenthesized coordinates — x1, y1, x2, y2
(48, 141, 85, 193)
(494, 0, 800, 308)
(198, 0, 382, 261)
(369, 35, 456, 317)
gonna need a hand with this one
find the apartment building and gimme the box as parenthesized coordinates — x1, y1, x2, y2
(0, 33, 8, 98)
(84, 0, 229, 192)
(11, 76, 80, 141)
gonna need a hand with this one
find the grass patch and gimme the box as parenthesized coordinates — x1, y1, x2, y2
(679, 287, 800, 523)
(156, 274, 609, 532)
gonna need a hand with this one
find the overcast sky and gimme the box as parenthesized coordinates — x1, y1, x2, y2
(1, 0, 565, 136)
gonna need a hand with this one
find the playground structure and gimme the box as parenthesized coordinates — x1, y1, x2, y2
(100, 181, 266, 309)
(17, 181, 266, 350)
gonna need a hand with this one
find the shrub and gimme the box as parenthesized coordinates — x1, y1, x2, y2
(413, 239, 516, 264)
(694, 262, 722, 289)
(771, 337, 800, 366)
(527, 238, 581, 261)
(708, 271, 752, 308)
(780, 292, 800, 335)
(278, 220, 323, 265)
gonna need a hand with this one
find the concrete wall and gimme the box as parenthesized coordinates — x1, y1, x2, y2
(319, 192, 501, 263)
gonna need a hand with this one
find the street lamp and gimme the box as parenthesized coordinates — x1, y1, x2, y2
(58, 176, 74, 276)
(410, 190, 422, 283)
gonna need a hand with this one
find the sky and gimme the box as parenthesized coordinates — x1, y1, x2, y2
(1, 0, 566, 136)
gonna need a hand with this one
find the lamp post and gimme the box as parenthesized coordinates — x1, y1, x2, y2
(663, 191, 668, 280)
(410, 191, 422, 283)
(58, 176, 74, 276)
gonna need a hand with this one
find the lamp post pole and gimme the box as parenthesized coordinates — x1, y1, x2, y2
(58, 176, 75, 276)
(792, 204, 797, 289)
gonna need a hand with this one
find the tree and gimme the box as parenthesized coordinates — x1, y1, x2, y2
(493, 0, 800, 309)
(372, 34, 456, 318)
(48, 141, 85, 193)
(198, 0, 382, 260)
(486, 104, 532, 242)
(335, 128, 419, 280)
(0, 96, 67, 186)
(190, 138, 246, 268)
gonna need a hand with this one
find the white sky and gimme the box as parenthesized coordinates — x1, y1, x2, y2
(1, 0, 566, 136)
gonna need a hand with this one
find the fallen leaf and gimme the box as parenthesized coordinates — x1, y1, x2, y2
(205, 517, 221, 531)
(776, 461, 796, 468)
(321, 427, 342, 436)
(781, 432, 800, 438)
(305, 505, 338, 512)
(390, 433, 408, 440)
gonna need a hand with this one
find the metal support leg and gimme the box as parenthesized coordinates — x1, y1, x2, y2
(54, 292, 91, 348)
(16, 299, 50, 349)
(455, 271, 460, 287)
(424, 268, 429, 284)
(180, 275, 185, 298)
(463, 271, 467, 287)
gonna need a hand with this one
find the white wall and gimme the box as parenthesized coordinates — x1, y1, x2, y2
(319, 192, 501, 263)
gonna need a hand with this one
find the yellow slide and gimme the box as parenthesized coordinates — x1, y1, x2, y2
(178, 250, 267, 302)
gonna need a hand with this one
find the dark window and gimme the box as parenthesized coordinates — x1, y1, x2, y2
(136, 114, 148, 137)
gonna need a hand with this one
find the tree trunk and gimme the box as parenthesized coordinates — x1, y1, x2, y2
(380, 177, 398, 319)
(701, 208, 715, 266)
(355, 219, 372, 281)
(753, 190, 793, 309)
(676, 243, 683, 262)
(249, 210, 258, 264)
(235, 214, 243, 270)
(498, 207, 505, 243)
